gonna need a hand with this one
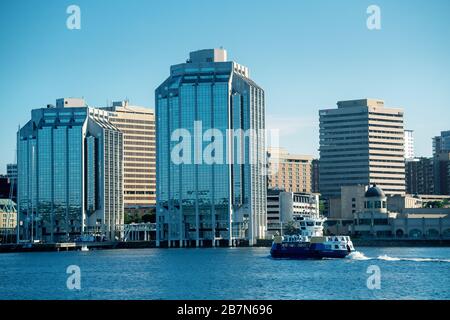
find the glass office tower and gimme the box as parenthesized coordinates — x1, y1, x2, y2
(17, 98, 124, 243)
(155, 49, 266, 247)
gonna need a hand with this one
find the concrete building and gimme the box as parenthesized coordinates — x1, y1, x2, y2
(155, 48, 266, 247)
(433, 130, 450, 156)
(405, 157, 435, 195)
(103, 101, 156, 215)
(435, 152, 450, 195)
(267, 189, 319, 237)
(267, 147, 313, 193)
(17, 98, 124, 243)
(325, 185, 366, 234)
(433, 131, 450, 195)
(386, 194, 422, 213)
(339, 185, 450, 239)
(417, 194, 450, 204)
(0, 199, 16, 231)
(319, 99, 405, 198)
(404, 130, 415, 160)
(352, 185, 394, 237)
(6, 164, 17, 184)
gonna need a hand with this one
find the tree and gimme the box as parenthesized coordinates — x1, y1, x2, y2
(284, 220, 300, 235)
(124, 213, 142, 224)
(424, 201, 444, 208)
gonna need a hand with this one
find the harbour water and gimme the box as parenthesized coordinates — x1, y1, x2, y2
(1, 247, 449, 300)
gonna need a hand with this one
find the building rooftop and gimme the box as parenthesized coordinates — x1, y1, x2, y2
(189, 48, 227, 63)
(337, 99, 385, 108)
(55, 98, 86, 108)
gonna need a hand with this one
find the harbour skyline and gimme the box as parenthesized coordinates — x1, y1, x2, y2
(1, 1, 450, 306)
(1, 0, 450, 172)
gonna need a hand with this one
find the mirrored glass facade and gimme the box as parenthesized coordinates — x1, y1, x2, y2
(17, 99, 124, 242)
(156, 49, 266, 247)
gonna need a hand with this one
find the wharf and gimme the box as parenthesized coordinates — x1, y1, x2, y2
(0, 241, 156, 253)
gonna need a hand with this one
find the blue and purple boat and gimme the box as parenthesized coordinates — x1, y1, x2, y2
(270, 214, 355, 259)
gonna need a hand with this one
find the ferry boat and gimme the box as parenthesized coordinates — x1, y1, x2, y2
(270, 214, 355, 259)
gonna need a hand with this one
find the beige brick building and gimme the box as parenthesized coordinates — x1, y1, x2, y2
(267, 147, 313, 193)
(319, 99, 405, 198)
(104, 101, 156, 215)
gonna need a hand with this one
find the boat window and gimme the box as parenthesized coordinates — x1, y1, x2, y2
(306, 222, 314, 226)
(315, 222, 322, 226)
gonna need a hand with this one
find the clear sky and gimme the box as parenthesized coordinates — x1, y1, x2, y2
(1, 0, 449, 173)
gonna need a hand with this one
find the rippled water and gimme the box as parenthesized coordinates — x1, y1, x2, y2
(1, 247, 449, 300)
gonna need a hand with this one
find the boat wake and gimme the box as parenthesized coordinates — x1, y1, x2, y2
(377, 255, 450, 263)
(346, 251, 371, 260)
(346, 251, 450, 263)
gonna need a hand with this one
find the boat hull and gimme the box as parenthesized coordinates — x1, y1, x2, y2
(270, 243, 351, 259)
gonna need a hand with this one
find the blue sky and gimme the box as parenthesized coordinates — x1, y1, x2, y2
(1, 0, 449, 173)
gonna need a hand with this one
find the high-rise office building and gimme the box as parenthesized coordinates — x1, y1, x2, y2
(155, 48, 266, 247)
(6, 164, 17, 184)
(5, 164, 17, 202)
(267, 147, 313, 193)
(433, 130, 450, 156)
(319, 99, 405, 198)
(17, 98, 124, 243)
(311, 159, 320, 194)
(404, 130, 415, 160)
(405, 157, 435, 195)
(432, 131, 450, 195)
(435, 152, 450, 195)
(103, 101, 156, 215)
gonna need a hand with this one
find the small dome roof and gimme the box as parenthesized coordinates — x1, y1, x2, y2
(365, 185, 385, 198)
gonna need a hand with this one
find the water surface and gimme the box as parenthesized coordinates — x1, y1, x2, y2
(1, 247, 449, 300)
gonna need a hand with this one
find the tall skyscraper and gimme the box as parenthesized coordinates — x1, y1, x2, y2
(405, 157, 435, 195)
(267, 147, 313, 193)
(433, 130, 450, 156)
(404, 129, 415, 160)
(103, 101, 156, 216)
(319, 99, 405, 199)
(155, 48, 266, 247)
(17, 98, 124, 243)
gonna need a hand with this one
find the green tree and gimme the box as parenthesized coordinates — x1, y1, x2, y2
(284, 220, 300, 235)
